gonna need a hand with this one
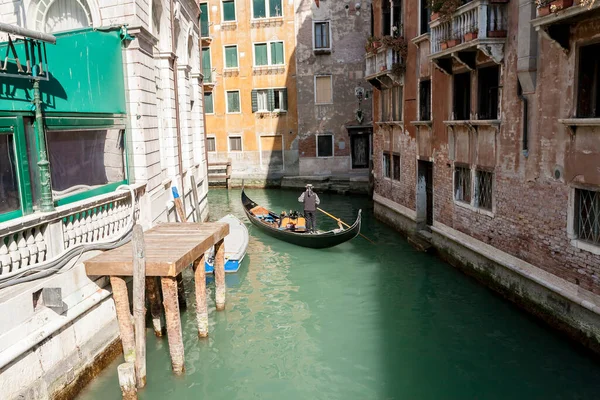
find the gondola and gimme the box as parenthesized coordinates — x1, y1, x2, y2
(241, 187, 362, 249)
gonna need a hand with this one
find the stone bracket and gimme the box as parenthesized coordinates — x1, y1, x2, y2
(477, 43, 505, 64)
(451, 51, 476, 71)
(433, 58, 453, 75)
(539, 24, 571, 54)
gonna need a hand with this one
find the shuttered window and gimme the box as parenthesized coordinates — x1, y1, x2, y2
(229, 136, 242, 151)
(200, 3, 209, 37)
(224, 45, 238, 68)
(222, 0, 236, 21)
(226, 91, 240, 113)
(254, 43, 268, 66)
(315, 75, 333, 104)
(274, 88, 287, 111)
(314, 21, 330, 49)
(202, 47, 212, 82)
(206, 137, 216, 152)
(204, 92, 214, 114)
(251, 89, 288, 112)
(270, 42, 284, 65)
(253, 0, 266, 18)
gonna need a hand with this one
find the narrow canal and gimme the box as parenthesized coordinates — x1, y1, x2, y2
(79, 189, 600, 400)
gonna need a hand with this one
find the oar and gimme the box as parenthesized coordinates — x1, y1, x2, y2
(317, 208, 375, 245)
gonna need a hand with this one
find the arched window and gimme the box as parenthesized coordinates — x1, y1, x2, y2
(36, 0, 93, 33)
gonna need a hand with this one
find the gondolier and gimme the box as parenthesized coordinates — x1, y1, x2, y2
(298, 184, 320, 233)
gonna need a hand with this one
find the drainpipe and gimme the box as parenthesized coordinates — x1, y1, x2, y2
(33, 79, 54, 212)
(171, 0, 185, 211)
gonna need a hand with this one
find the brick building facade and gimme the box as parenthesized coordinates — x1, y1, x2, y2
(368, 0, 600, 351)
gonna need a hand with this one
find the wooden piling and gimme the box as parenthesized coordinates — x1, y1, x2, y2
(176, 273, 187, 310)
(192, 255, 208, 338)
(132, 225, 146, 388)
(110, 276, 135, 363)
(145, 277, 164, 336)
(117, 362, 137, 400)
(161, 276, 185, 374)
(214, 239, 226, 311)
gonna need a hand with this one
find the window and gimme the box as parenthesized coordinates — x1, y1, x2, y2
(477, 65, 499, 120)
(204, 92, 214, 114)
(420, 0, 430, 35)
(252, 0, 282, 18)
(0, 134, 20, 215)
(253, 42, 284, 66)
(226, 91, 241, 113)
(317, 135, 334, 157)
(206, 137, 216, 152)
(314, 21, 330, 50)
(200, 3, 209, 37)
(382, 0, 402, 36)
(575, 188, 600, 246)
(419, 80, 431, 121)
(315, 75, 333, 104)
(454, 72, 471, 121)
(228, 136, 242, 151)
(381, 88, 391, 122)
(222, 0, 236, 22)
(251, 89, 288, 112)
(475, 169, 493, 211)
(202, 47, 212, 82)
(47, 129, 126, 200)
(381, 86, 402, 122)
(392, 85, 403, 121)
(383, 152, 391, 178)
(224, 45, 238, 68)
(454, 165, 471, 203)
(577, 43, 600, 118)
(392, 154, 400, 181)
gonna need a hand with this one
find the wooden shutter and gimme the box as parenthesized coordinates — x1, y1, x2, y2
(251, 90, 258, 113)
(223, 0, 236, 21)
(315, 76, 332, 104)
(204, 92, 214, 114)
(227, 92, 239, 112)
(281, 89, 288, 111)
(267, 89, 275, 111)
(253, 0, 266, 18)
(254, 44, 267, 66)
(202, 48, 211, 81)
(270, 42, 283, 65)
(225, 46, 237, 68)
(269, 0, 283, 17)
(200, 3, 209, 37)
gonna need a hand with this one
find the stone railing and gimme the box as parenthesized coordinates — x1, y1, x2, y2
(430, 0, 508, 55)
(365, 47, 401, 78)
(0, 184, 144, 278)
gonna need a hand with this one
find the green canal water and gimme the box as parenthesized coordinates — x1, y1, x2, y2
(79, 189, 600, 400)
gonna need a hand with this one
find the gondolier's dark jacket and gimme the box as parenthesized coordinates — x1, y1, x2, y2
(298, 190, 320, 211)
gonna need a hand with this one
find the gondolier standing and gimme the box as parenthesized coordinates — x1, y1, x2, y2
(298, 183, 320, 233)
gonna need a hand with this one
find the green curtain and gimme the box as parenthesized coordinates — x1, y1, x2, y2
(200, 3, 209, 37)
(253, 0, 266, 18)
(204, 92, 214, 114)
(225, 46, 238, 68)
(227, 92, 240, 112)
(270, 42, 284, 65)
(254, 44, 268, 66)
(223, 1, 236, 21)
(202, 47, 211, 81)
(269, 0, 282, 16)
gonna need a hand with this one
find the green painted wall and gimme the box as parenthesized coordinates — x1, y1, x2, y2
(0, 29, 126, 114)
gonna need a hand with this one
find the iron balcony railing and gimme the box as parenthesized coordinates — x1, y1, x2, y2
(430, 0, 508, 55)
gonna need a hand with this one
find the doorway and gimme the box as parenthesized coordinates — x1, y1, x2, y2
(417, 160, 433, 230)
(350, 132, 370, 169)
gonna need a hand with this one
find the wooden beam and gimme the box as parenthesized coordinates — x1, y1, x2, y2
(132, 225, 146, 388)
(214, 239, 226, 311)
(110, 276, 135, 363)
(161, 276, 185, 374)
(193, 255, 209, 337)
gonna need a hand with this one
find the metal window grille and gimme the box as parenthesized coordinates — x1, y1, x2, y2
(576, 188, 600, 246)
(475, 170, 493, 211)
(454, 166, 471, 203)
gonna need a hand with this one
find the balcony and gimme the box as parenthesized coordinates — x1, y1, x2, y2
(429, 0, 508, 74)
(365, 47, 404, 90)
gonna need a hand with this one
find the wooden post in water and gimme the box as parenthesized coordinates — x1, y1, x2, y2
(110, 276, 136, 363)
(161, 276, 185, 374)
(214, 239, 226, 311)
(193, 255, 208, 337)
(132, 225, 146, 388)
(146, 277, 164, 336)
(117, 362, 137, 400)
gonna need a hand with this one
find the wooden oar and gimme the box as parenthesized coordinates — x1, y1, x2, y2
(317, 208, 375, 245)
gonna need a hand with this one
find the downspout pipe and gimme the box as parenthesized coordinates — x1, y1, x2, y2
(171, 0, 185, 212)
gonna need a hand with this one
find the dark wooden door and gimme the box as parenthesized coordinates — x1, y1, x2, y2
(351, 134, 370, 169)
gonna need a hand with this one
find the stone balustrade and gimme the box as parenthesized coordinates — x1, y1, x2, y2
(365, 47, 401, 79)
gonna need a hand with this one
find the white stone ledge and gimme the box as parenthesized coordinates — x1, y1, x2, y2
(373, 193, 417, 222)
(431, 222, 600, 316)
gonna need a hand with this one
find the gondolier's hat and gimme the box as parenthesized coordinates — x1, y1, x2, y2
(305, 183, 313, 188)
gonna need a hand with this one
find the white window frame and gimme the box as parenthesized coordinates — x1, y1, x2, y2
(223, 44, 239, 69)
(316, 134, 334, 158)
(227, 135, 243, 152)
(258, 134, 285, 171)
(313, 20, 332, 51)
(567, 185, 600, 255)
(204, 90, 215, 114)
(273, 88, 287, 112)
(452, 163, 495, 218)
(252, 41, 285, 67)
(221, 0, 237, 23)
(256, 89, 269, 112)
(206, 135, 217, 152)
(225, 90, 241, 114)
(314, 75, 333, 105)
(250, 0, 284, 20)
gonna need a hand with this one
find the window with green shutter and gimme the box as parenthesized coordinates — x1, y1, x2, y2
(227, 91, 241, 113)
(274, 88, 287, 111)
(225, 45, 238, 68)
(200, 3, 209, 37)
(269, 0, 282, 17)
(222, 0, 236, 21)
(202, 47, 212, 82)
(254, 43, 268, 66)
(253, 0, 266, 18)
(204, 92, 214, 114)
(270, 42, 284, 65)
